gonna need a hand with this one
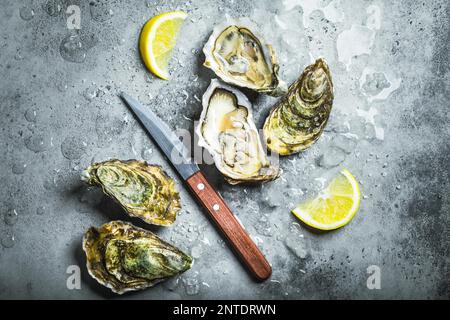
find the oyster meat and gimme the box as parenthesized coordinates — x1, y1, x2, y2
(203, 19, 287, 96)
(83, 220, 192, 294)
(263, 59, 334, 156)
(196, 79, 280, 185)
(81, 159, 181, 226)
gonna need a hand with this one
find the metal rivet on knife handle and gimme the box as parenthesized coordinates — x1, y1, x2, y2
(186, 171, 272, 281)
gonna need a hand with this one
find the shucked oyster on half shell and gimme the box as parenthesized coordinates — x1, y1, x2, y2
(81, 159, 181, 226)
(263, 59, 334, 156)
(196, 79, 281, 185)
(203, 18, 287, 97)
(83, 220, 192, 294)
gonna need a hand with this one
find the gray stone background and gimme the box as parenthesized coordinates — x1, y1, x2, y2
(0, 0, 448, 299)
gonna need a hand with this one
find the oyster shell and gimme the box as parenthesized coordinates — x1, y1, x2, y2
(263, 59, 334, 156)
(81, 159, 181, 226)
(83, 220, 192, 294)
(196, 79, 280, 185)
(203, 18, 287, 96)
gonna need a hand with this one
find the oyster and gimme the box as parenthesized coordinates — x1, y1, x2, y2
(263, 59, 334, 156)
(196, 79, 280, 185)
(83, 220, 192, 294)
(203, 19, 287, 96)
(81, 159, 181, 226)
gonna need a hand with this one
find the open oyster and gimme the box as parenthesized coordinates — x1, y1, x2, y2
(203, 18, 287, 96)
(83, 220, 192, 294)
(196, 79, 280, 185)
(263, 59, 334, 156)
(81, 159, 181, 226)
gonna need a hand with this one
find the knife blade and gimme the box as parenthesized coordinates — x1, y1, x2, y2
(120, 92, 272, 281)
(120, 93, 199, 180)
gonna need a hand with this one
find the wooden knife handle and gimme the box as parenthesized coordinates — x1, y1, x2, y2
(186, 171, 272, 281)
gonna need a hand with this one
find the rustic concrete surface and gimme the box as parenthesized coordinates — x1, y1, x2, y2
(0, 0, 448, 299)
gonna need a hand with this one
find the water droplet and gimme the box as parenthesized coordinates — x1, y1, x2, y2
(83, 84, 106, 102)
(60, 35, 87, 63)
(4, 209, 19, 226)
(82, 87, 98, 101)
(24, 108, 37, 123)
(12, 162, 27, 175)
(56, 82, 69, 92)
(36, 206, 46, 215)
(1, 232, 16, 248)
(19, 7, 35, 21)
(141, 148, 153, 161)
(61, 136, 87, 160)
(14, 49, 24, 60)
(89, 0, 113, 22)
(25, 134, 50, 153)
(144, 75, 153, 83)
(42, 0, 62, 17)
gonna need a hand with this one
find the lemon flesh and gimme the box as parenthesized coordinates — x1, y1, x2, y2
(139, 11, 187, 80)
(292, 168, 361, 230)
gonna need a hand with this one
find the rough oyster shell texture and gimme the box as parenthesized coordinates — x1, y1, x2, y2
(81, 159, 181, 226)
(196, 79, 281, 185)
(263, 59, 334, 156)
(83, 220, 192, 294)
(203, 18, 287, 96)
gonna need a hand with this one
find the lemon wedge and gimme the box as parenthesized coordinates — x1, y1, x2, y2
(292, 168, 361, 230)
(139, 11, 187, 80)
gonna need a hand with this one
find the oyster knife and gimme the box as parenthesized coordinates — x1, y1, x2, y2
(120, 93, 272, 281)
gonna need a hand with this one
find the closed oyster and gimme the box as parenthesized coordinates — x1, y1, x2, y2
(203, 18, 287, 96)
(81, 159, 180, 226)
(83, 220, 192, 294)
(263, 59, 334, 156)
(196, 79, 280, 185)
